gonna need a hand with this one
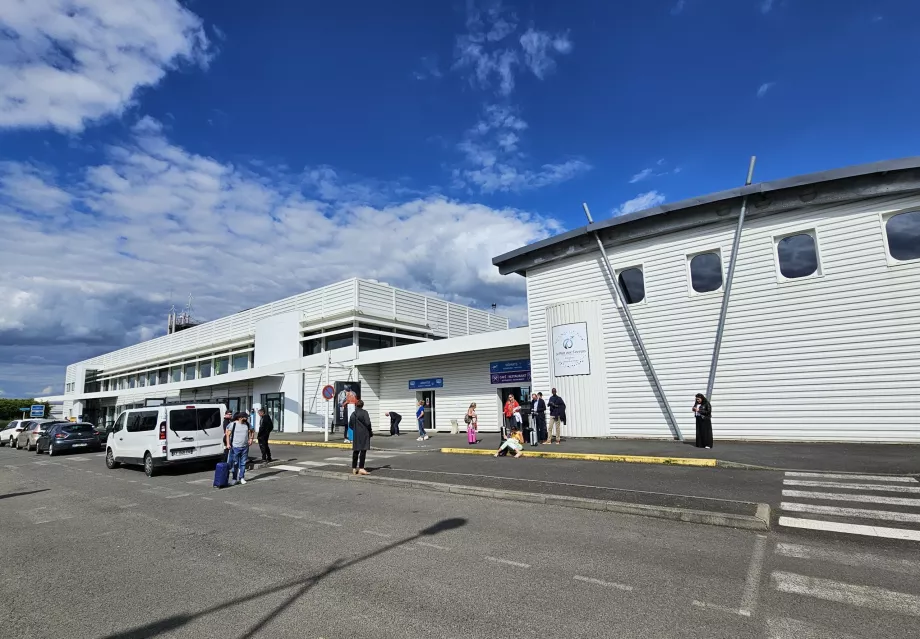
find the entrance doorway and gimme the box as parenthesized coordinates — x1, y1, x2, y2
(416, 391, 435, 433)
(497, 386, 532, 434)
(261, 393, 285, 432)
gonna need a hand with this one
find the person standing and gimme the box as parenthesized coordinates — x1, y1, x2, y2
(386, 411, 402, 436)
(224, 413, 254, 485)
(222, 409, 233, 430)
(534, 392, 548, 444)
(349, 400, 373, 475)
(547, 388, 566, 444)
(465, 403, 478, 445)
(416, 400, 429, 441)
(502, 393, 519, 440)
(693, 393, 713, 449)
(257, 408, 274, 462)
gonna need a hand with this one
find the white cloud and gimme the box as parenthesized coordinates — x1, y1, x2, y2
(629, 168, 655, 183)
(671, 0, 687, 16)
(615, 191, 666, 216)
(757, 82, 775, 98)
(760, 0, 775, 14)
(0, 0, 211, 132)
(629, 159, 679, 183)
(0, 121, 564, 393)
(453, 1, 572, 96)
(454, 104, 590, 193)
(40, 386, 53, 395)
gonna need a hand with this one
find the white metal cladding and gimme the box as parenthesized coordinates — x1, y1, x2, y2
(358, 280, 395, 317)
(543, 300, 609, 438)
(356, 364, 381, 431)
(395, 289, 427, 324)
(301, 362, 355, 431)
(375, 345, 530, 433)
(526, 193, 920, 442)
(448, 303, 468, 336)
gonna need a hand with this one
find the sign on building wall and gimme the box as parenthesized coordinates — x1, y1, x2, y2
(489, 359, 531, 374)
(334, 381, 361, 427)
(551, 322, 591, 377)
(409, 378, 443, 390)
(490, 371, 531, 384)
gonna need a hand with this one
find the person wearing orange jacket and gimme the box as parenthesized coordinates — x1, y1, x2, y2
(502, 393, 519, 440)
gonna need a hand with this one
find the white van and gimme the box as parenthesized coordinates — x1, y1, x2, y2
(104, 403, 227, 477)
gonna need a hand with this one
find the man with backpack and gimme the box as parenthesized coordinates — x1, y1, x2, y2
(547, 388, 566, 444)
(224, 413, 254, 485)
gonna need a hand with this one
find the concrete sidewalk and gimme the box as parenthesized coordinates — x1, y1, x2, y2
(269, 431, 920, 473)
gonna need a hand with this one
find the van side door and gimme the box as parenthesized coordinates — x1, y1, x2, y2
(195, 407, 224, 459)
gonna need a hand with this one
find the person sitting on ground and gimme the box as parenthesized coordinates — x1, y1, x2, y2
(495, 426, 525, 459)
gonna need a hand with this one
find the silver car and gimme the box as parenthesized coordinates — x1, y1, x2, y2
(15, 420, 58, 451)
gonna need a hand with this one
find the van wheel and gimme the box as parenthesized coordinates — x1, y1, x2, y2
(105, 449, 119, 469)
(143, 453, 156, 477)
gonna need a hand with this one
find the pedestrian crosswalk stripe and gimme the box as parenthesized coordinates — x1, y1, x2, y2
(766, 616, 858, 639)
(775, 542, 920, 576)
(296, 460, 330, 467)
(322, 456, 354, 463)
(784, 479, 920, 494)
(782, 489, 920, 507)
(272, 464, 306, 472)
(778, 516, 920, 541)
(771, 570, 920, 616)
(781, 501, 920, 524)
(784, 472, 918, 483)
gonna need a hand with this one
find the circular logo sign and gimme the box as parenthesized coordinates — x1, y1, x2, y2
(563, 338, 573, 349)
(322, 385, 335, 401)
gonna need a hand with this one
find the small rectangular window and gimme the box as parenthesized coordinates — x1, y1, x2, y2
(687, 250, 723, 294)
(616, 266, 645, 304)
(214, 358, 229, 375)
(168, 409, 198, 432)
(231, 354, 249, 372)
(326, 334, 354, 350)
(199, 360, 212, 378)
(303, 338, 323, 356)
(148, 372, 157, 387)
(158, 369, 168, 385)
(358, 333, 394, 351)
(774, 230, 821, 280)
(884, 210, 920, 262)
(170, 367, 182, 383)
(184, 363, 197, 381)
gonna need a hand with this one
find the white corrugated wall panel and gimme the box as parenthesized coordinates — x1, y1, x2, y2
(356, 364, 381, 431)
(527, 193, 920, 442)
(378, 345, 530, 433)
(358, 280, 396, 318)
(427, 299, 449, 337)
(448, 303, 469, 337)
(468, 309, 490, 334)
(395, 290, 427, 324)
(300, 290, 325, 321)
(301, 363, 355, 432)
(323, 280, 357, 316)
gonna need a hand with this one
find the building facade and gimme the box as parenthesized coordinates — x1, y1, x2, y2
(493, 158, 920, 442)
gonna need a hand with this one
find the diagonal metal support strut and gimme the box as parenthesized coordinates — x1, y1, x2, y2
(582, 203, 682, 441)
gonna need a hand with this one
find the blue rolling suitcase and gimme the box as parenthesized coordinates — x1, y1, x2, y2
(214, 448, 231, 488)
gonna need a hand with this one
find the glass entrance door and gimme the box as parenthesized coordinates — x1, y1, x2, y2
(261, 393, 284, 432)
(415, 391, 435, 433)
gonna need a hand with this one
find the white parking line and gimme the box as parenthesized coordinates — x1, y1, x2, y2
(740, 535, 768, 616)
(778, 516, 920, 541)
(296, 461, 329, 467)
(785, 472, 917, 483)
(782, 490, 920, 507)
(186, 478, 213, 485)
(775, 542, 920, 576)
(766, 616, 858, 639)
(784, 480, 920, 494)
(691, 600, 747, 616)
(781, 501, 920, 524)
(164, 493, 192, 499)
(485, 556, 530, 568)
(281, 513, 305, 519)
(772, 571, 920, 617)
(573, 575, 633, 591)
(318, 520, 342, 527)
(271, 464, 306, 472)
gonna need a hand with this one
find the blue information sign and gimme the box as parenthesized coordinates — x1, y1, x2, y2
(409, 378, 444, 390)
(489, 359, 531, 374)
(490, 371, 531, 385)
(30, 404, 45, 418)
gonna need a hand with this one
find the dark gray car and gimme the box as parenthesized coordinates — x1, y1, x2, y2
(36, 422, 102, 456)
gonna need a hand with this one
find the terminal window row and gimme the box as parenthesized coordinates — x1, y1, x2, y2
(614, 210, 920, 304)
(99, 352, 252, 392)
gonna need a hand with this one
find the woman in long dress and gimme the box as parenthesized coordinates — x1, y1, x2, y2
(693, 393, 713, 449)
(349, 399, 373, 475)
(466, 403, 478, 445)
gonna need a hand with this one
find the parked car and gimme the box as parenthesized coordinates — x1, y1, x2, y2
(37, 422, 103, 456)
(15, 420, 60, 451)
(94, 425, 108, 446)
(105, 403, 227, 477)
(1, 420, 29, 447)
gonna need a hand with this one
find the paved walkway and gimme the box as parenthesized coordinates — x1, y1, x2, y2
(269, 431, 920, 474)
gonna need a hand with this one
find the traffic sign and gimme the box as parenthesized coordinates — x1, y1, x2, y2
(30, 404, 45, 418)
(322, 385, 335, 400)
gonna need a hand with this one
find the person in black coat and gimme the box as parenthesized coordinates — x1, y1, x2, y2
(257, 409, 274, 462)
(349, 400, 373, 475)
(385, 411, 401, 436)
(693, 393, 713, 449)
(534, 392, 548, 444)
(547, 388, 566, 444)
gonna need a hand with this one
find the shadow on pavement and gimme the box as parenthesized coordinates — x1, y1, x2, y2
(0, 488, 50, 500)
(100, 517, 468, 639)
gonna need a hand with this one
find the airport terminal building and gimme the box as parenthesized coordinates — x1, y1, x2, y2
(45, 158, 920, 442)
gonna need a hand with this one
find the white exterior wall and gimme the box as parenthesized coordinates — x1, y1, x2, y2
(526, 193, 920, 442)
(253, 311, 300, 368)
(374, 345, 531, 434)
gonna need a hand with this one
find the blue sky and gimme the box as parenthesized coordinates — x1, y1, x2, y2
(1, 0, 919, 397)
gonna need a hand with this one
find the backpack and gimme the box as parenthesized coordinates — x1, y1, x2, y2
(464, 414, 472, 424)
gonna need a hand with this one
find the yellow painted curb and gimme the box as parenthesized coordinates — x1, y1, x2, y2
(439, 447, 718, 467)
(268, 440, 351, 449)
